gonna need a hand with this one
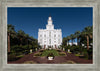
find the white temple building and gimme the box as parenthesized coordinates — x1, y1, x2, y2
(38, 16, 62, 49)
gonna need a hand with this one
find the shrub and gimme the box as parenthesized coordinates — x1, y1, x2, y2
(56, 49, 61, 52)
(39, 50, 44, 52)
(69, 46, 82, 54)
(8, 54, 16, 61)
(59, 52, 66, 56)
(87, 48, 93, 60)
(16, 55, 24, 58)
(41, 49, 59, 56)
(47, 53, 54, 57)
(75, 54, 80, 56)
(34, 52, 42, 56)
(11, 45, 24, 53)
(82, 51, 88, 59)
(68, 52, 72, 54)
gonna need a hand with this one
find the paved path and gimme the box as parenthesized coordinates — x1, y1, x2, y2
(8, 51, 92, 64)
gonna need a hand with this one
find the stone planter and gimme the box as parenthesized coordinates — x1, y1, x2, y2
(48, 57, 53, 60)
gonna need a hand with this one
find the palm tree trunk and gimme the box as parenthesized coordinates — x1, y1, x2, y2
(87, 36, 89, 50)
(66, 41, 68, 46)
(72, 39, 73, 46)
(28, 40, 29, 48)
(20, 38, 22, 46)
(68, 40, 69, 46)
(77, 37, 78, 46)
(8, 33, 10, 52)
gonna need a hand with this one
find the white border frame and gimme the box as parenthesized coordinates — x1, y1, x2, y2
(0, 0, 99, 71)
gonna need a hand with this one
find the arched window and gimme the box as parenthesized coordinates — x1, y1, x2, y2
(49, 39, 51, 44)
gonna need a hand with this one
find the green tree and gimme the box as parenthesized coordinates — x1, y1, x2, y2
(62, 37, 67, 47)
(7, 24, 16, 52)
(81, 26, 92, 50)
(70, 34, 76, 46)
(66, 36, 71, 46)
(75, 31, 81, 46)
(17, 30, 25, 46)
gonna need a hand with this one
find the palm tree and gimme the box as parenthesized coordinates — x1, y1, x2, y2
(7, 24, 16, 52)
(81, 26, 92, 50)
(66, 36, 71, 45)
(17, 30, 25, 46)
(75, 31, 81, 46)
(29, 36, 35, 48)
(70, 34, 76, 46)
(24, 34, 30, 48)
(62, 37, 67, 47)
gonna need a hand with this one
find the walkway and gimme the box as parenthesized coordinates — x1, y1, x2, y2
(8, 51, 92, 64)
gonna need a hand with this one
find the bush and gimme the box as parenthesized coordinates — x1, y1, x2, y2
(16, 55, 24, 58)
(56, 49, 61, 52)
(75, 54, 80, 56)
(34, 52, 42, 56)
(41, 49, 59, 56)
(47, 53, 54, 57)
(69, 46, 83, 54)
(87, 48, 93, 60)
(11, 45, 24, 53)
(59, 52, 66, 56)
(8, 54, 17, 61)
(82, 51, 88, 59)
(39, 50, 44, 52)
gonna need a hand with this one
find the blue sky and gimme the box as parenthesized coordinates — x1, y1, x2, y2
(7, 7, 93, 41)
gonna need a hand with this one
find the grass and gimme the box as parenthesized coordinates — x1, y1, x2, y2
(75, 54, 80, 56)
(34, 52, 42, 57)
(33, 49, 66, 57)
(23, 61, 36, 64)
(59, 52, 66, 56)
(16, 55, 24, 58)
(67, 52, 72, 54)
(41, 49, 60, 56)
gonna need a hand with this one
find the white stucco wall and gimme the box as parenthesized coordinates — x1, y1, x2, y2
(38, 16, 62, 49)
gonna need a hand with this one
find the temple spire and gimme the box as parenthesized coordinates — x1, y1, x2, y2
(48, 16, 52, 25)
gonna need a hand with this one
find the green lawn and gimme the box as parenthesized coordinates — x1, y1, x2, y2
(41, 49, 60, 56)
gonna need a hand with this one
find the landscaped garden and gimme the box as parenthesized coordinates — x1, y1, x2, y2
(7, 24, 93, 64)
(34, 49, 66, 57)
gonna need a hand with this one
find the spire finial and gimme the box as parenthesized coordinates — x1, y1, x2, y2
(49, 16, 52, 20)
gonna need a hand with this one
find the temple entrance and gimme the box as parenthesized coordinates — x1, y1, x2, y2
(48, 45, 53, 49)
(44, 45, 46, 49)
(55, 45, 57, 49)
